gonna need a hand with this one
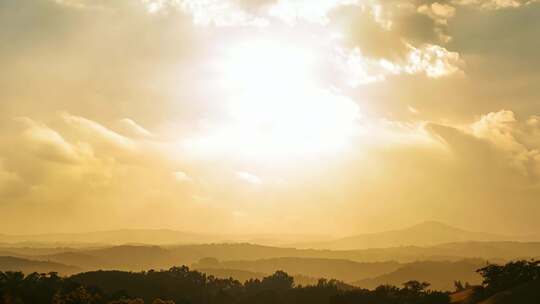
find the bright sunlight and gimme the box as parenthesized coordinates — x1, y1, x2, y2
(190, 39, 361, 161)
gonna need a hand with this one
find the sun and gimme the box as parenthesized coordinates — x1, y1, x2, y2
(190, 38, 361, 162)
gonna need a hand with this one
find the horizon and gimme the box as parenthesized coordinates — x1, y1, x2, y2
(0, 220, 523, 237)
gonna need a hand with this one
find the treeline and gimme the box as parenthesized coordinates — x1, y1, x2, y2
(0, 266, 448, 304)
(468, 259, 540, 302)
(1, 260, 538, 304)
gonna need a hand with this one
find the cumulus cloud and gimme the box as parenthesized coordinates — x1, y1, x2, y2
(418, 2, 456, 25)
(428, 110, 540, 179)
(337, 43, 463, 86)
(417, 2, 456, 42)
(451, 0, 539, 9)
(404, 43, 463, 77)
(468, 110, 540, 176)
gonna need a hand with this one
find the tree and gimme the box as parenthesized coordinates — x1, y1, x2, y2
(52, 286, 101, 304)
(454, 280, 465, 292)
(403, 280, 430, 294)
(477, 260, 540, 294)
(260, 271, 294, 291)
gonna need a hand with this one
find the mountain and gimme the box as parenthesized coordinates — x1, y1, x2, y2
(0, 256, 80, 274)
(294, 221, 518, 250)
(192, 257, 401, 282)
(354, 259, 486, 291)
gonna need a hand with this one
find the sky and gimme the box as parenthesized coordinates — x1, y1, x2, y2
(0, 0, 539, 236)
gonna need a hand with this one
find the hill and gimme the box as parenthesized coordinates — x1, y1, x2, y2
(0, 256, 80, 274)
(354, 259, 486, 291)
(7, 241, 540, 273)
(295, 221, 517, 250)
(193, 257, 401, 282)
(479, 280, 540, 303)
(450, 281, 540, 304)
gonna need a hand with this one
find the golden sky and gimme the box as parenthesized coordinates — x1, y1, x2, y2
(0, 0, 539, 236)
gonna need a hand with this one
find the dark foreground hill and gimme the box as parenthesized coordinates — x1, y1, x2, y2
(478, 279, 540, 303)
(1, 259, 539, 304)
(450, 281, 540, 304)
(450, 260, 540, 304)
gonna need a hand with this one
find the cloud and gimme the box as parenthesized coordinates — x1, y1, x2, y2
(427, 110, 540, 179)
(151, 0, 360, 26)
(176, 0, 271, 26)
(404, 43, 463, 77)
(267, 0, 360, 25)
(14, 117, 89, 164)
(451, 0, 539, 9)
(116, 118, 153, 138)
(468, 110, 540, 176)
(236, 171, 263, 185)
(417, 2, 456, 42)
(418, 2, 456, 25)
(61, 113, 135, 151)
(337, 43, 463, 86)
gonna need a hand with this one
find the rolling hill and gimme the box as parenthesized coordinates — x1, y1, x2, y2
(0, 256, 80, 274)
(478, 280, 540, 303)
(354, 259, 485, 291)
(294, 221, 519, 250)
(5, 241, 540, 273)
(192, 257, 401, 282)
(450, 281, 540, 304)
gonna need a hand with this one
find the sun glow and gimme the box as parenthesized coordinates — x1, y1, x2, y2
(188, 39, 361, 161)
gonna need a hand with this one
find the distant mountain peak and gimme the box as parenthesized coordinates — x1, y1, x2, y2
(406, 221, 465, 232)
(292, 221, 512, 250)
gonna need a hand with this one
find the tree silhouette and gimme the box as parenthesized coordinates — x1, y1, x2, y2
(0, 267, 452, 304)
